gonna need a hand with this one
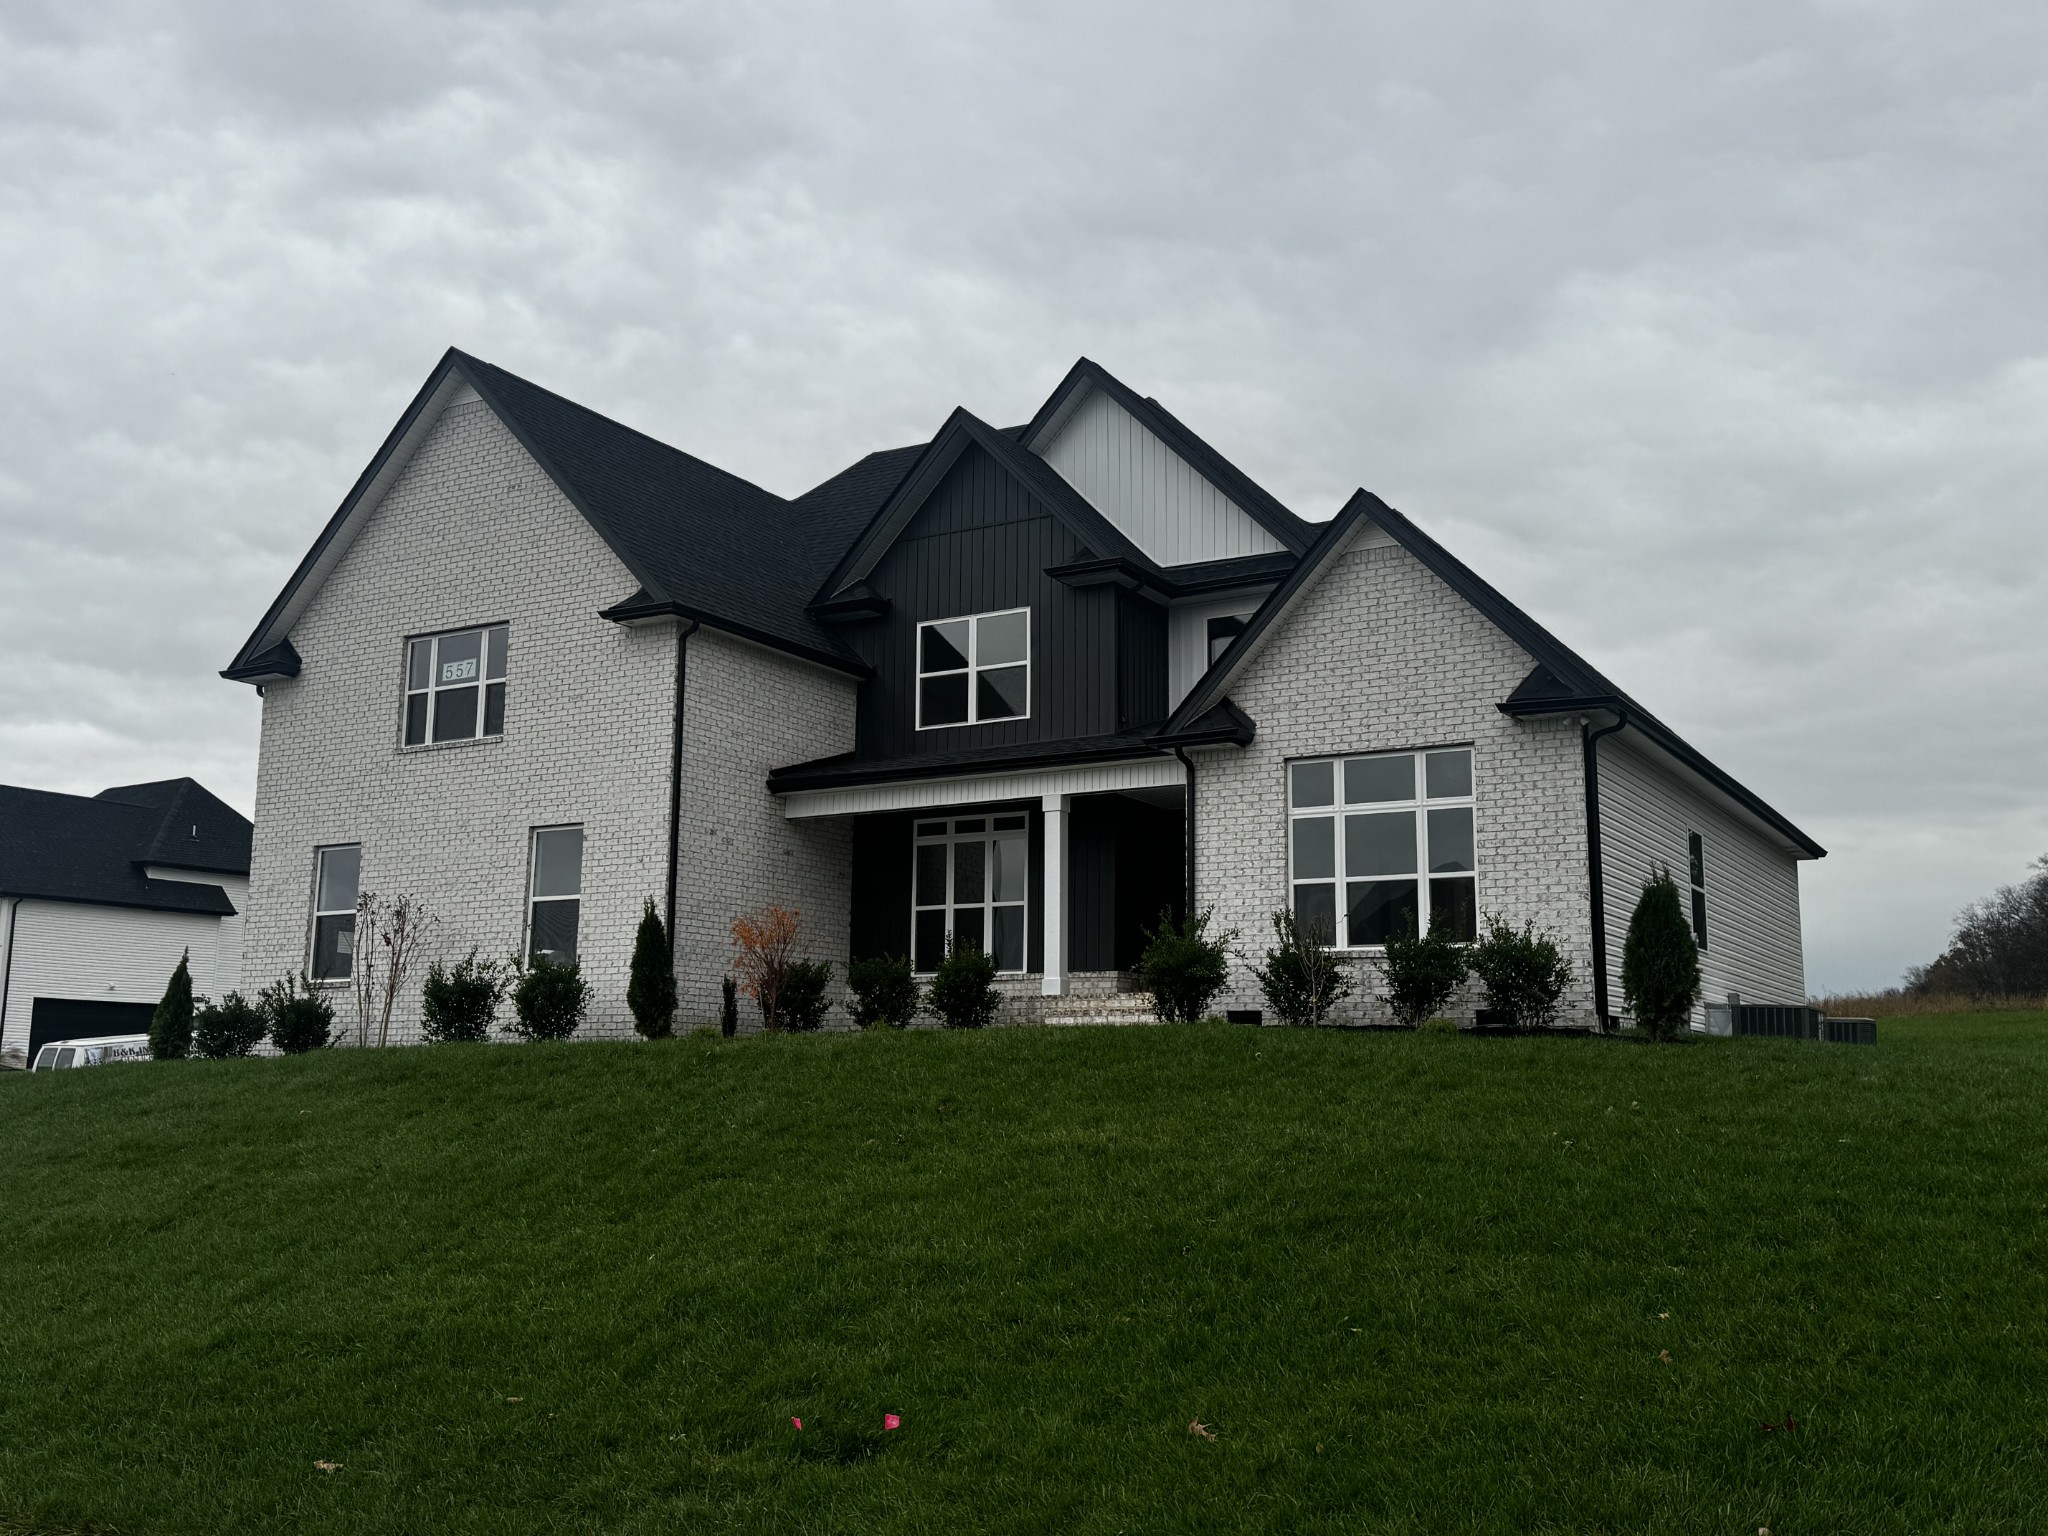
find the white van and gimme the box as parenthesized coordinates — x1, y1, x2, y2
(30, 1035, 152, 1071)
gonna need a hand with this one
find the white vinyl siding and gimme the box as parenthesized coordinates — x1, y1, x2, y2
(0, 901, 234, 1055)
(1596, 737, 1805, 1020)
(1037, 386, 1287, 567)
(144, 869, 249, 996)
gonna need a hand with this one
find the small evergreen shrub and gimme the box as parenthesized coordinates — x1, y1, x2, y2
(1138, 907, 1235, 1024)
(1469, 915, 1575, 1030)
(1249, 908, 1353, 1027)
(776, 960, 834, 1032)
(627, 899, 678, 1039)
(720, 977, 739, 1038)
(420, 950, 507, 1043)
(1378, 911, 1470, 1028)
(149, 950, 195, 1060)
(927, 942, 1001, 1030)
(507, 955, 587, 1041)
(1622, 867, 1702, 1041)
(846, 954, 918, 1028)
(193, 992, 266, 1059)
(261, 972, 337, 1055)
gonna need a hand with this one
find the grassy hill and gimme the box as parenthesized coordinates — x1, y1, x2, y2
(1, 1015, 2043, 1534)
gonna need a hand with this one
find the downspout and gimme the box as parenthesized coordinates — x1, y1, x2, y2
(1173, 746, 1197, 917)
(665, 620, 699, 962)
(1583, 709, 1628, 1030)
(0, 896, 17, 1051)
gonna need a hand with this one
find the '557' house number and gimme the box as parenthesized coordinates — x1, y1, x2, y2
(441, 658, 478, 682)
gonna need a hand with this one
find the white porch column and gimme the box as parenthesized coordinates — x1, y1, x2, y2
(1041, 792, 1070, 996)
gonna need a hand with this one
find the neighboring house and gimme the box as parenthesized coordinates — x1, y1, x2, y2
(222, 350, 1822, 1038)
(0, 779, 252, 1066)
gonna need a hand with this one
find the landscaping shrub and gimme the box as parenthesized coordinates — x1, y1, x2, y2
(720, 978, 738, 1038)
(1417, 1016, 1461, 1036)
(192, 992, 266, 1059)
(731, 905, 801, 1031)
(1138, 907, 1235, 1024)
(420, 950, 508, 1044)
(507, 955, 587, 1041)
(845, 954, 918, 1028)
(1622, 867, 1701, 1041)
(775, 960, 833, 1032)
(149, 950, 195, 1059)
(1469, 915, 1574, 1030)
(260, 972, 336, 1055)
(1249, 908, 1352, 1027)
(927, 942, 1000, 1030)
(1378, 911, 1470, 1028)
(627, 898, 677, 1039)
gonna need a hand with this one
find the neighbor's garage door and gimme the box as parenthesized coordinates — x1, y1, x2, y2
(28, 999, 158, 1061)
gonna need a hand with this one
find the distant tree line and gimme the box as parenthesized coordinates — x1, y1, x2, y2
(1908, 855, 2048, 998)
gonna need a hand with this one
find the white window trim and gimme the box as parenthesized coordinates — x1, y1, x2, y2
(914, 608, 1031, 730)
(1286, 748, 1478, 951)
(526, 825, 585, 964)
(310, 843, 361, 983)
(911, 814, 1030, 974)
(404, 624, 509, 747)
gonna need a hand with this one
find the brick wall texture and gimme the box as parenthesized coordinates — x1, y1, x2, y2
(244, 398, 856, 1044)
(1195, 529, 1599, 1027)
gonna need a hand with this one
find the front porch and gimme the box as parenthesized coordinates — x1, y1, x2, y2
(778, 755, 1189, 1017)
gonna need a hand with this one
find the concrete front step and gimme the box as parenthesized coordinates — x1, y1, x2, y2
(1039, 991, 1161, 1027)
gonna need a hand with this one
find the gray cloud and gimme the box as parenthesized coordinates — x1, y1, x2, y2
(3, 0, 2042, 990)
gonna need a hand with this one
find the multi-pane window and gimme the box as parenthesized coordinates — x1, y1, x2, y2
(311, 844, 361, 981)
(916, 610, 1029, 728)
(405, 625, 508, 745)
(1688, 832, 1707, 949)
(528, 826, 584, 963)
(913, 815, 1028, 973)
(1288, 748, 1477, 947)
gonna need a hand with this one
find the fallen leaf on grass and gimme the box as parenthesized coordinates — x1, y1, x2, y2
(506, 1396, 523, 1403)
(1658, 1312, 1670, 1320)
(1760, 1415, 1798, 1435)
(1658, 1350, 1673, 1364)
(791, 1417, 803, 1430)
(314, 1460, 342, 1473)
(1188, 1420, 1216, 1441)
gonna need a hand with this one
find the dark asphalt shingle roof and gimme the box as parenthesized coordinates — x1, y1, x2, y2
(1, 779, 249, 914)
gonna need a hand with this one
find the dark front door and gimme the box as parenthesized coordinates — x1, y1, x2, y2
(28, 998, 156, 1059)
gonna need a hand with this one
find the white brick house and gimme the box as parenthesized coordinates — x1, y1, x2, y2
(223, 352, 1821, 1037)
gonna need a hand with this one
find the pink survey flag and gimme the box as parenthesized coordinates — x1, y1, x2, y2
(791, 1417, 802, 1430)
(884, 1413, 901, 1431)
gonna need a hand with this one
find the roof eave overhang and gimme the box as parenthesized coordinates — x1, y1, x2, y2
(767, 739, 1169, 796)
(596, 596, 869, 679)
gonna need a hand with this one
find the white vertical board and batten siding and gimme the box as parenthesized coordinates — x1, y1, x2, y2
(1596, 737, 1806, 1019)
(1166, 591, 1270, 708)
(1036, 387, 1287, 567)
(0, 901, 231, 1054)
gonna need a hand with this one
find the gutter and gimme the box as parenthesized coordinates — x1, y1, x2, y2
(665, 620, 699, 962)
(1582, 710, 1628, 1030)
(0, 897, 16, 1048)
(1172, 748, 1198, 916)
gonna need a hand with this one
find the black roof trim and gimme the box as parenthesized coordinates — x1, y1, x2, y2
(1157, 551, 1297, 595)
(595, 593, 868, 677)
(1045, 554, 1151, 593)
(219, 639, 301, 683)
(768, 731, 1167, 795)
(1163, 490, 1824, 858)
(812, 407, 1166, 604)
(1021, 359, 1318, 554)
(1147, 698, 1256, 748)
(805, 581, 891, 622)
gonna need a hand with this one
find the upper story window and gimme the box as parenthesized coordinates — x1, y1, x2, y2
(311, 844, 361, 981)
(1206, 614, 1248, 666)
(1688, 831, 1708, 949)
(405, 624, 508, 746)
(1288, 747, 1477, 948)
(917, 609, 1029, 729)
(528, 825, 584, 963)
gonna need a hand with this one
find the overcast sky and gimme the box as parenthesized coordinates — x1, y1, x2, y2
(2, 1, 2042, 992)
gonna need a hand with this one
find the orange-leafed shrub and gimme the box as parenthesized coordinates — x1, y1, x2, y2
(731, 905, 801, 1031)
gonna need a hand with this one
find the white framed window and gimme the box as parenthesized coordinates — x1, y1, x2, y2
(916, 609, 1029, 729)
(311, 844, 361, 981)
(1287, 747, 1477, 948)
(912, 814, 1029, 973)
(405, 624, 508, 746)
(527, 826, 584, 963)
(1688, 831, 1707, 950)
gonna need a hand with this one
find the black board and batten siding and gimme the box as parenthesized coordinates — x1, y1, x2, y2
(842, 444, 1144, 761)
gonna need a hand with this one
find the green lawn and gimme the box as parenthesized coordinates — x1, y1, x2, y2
(1, 1016, 2043, 1535)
